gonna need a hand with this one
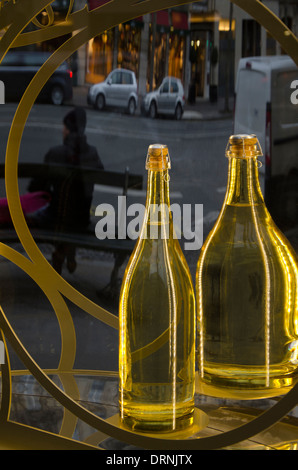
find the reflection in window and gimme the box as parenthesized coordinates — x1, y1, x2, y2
(161, 81, 169, 93)
(117, 23, 141, 77)
(86, 31, 114, 83)
(168, 34, 185, 81)
(111, 71, 122, 84)
(171, 81, 178, 93)
(122, 72, 133, 85)
(86, 23, 141, 84)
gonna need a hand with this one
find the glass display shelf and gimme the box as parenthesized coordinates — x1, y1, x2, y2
(1, 371, 298, 450)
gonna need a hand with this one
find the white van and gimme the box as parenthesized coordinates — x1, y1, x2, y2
(234, 55, 298, 229)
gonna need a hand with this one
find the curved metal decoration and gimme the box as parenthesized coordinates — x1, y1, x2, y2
(0, 0, 297, 450)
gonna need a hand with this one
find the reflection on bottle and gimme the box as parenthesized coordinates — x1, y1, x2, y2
(119, 144, 195, 432)
(196, 134, 298, 397)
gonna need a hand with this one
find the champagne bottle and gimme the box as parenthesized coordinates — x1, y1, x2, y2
(119, 144, 195, 432)
(196, 134, 298, 397)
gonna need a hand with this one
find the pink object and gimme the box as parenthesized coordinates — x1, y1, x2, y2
(0, 191, 51, 225)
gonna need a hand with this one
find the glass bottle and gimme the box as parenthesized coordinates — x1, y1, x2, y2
(196, 134, 298, 397)
(119, 144, 195, 433)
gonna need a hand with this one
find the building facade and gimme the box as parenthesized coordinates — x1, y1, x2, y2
(76, 1, 191, 100)
(73, 0, 297, 102)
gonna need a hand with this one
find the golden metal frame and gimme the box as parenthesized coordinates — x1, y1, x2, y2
(0, 0, 297, 450)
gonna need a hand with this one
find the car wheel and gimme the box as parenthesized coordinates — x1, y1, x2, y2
(127, 98, 136, 115)
(51, 86, 64, 105)
(149, 101, 157, 119)
(96, 93, 105, 111)
(175, 103, 183, 120)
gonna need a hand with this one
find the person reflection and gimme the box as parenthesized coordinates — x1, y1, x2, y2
(29, 107, 104, 274)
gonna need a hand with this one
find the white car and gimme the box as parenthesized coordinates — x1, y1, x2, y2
(87, 68, 138, 115)
(142, 77, 185, 120)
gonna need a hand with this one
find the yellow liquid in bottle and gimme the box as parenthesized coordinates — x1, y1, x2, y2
(197, 135, 298, 396)
(119, 145, 195, 432)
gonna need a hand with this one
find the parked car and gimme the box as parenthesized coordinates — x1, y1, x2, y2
(0, 51, 73, 105)
(234, 55, 298, 229)
(141, 77, 185, 120)
(87, 68, 138, 115)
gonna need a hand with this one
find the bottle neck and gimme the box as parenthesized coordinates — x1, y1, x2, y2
(142, 169, 172, 239)
(146, 169, 171, 209)
(225, 157, 264, 206)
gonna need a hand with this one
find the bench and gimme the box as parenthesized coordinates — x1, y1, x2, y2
(0, 162, 143, 295)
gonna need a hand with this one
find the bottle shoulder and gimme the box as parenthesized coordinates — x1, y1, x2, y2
(197, 204, 298, 273)
(122, 238, 194, 292)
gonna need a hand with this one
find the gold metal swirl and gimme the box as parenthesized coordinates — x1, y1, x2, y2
(0, 0, 297, 450)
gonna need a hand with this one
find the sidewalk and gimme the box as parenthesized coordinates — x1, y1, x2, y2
(183, 96, 234, 121)
(70, 85, 234, 121)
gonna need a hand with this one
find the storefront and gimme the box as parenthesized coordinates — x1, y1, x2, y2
(85, 3, 190, 95)
(148, 9, 189, 91)
(86, 0, 143, 84)
(85, 18, 143, 84)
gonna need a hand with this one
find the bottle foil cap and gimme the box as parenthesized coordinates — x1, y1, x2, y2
(146, 144, 171, 170)
(225, 134, 263, 158)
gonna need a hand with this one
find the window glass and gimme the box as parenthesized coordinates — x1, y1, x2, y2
(122, 72, 133, 84)
(86, 30, 114, 83)
(161, 81, 169, 93)
(170, 81, 178, 93)
(111, 70, 122, 84)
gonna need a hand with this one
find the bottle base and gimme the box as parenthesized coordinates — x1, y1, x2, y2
(119, 402, 195, 433)
(197, 364, 298, 399)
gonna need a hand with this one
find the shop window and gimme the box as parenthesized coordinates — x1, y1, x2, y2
(168, 34, 185, 81)
(86, 32, 114, 84)
(117, 23, 141, 78)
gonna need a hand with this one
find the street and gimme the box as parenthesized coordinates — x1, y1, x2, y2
(0, 102, 235, 280)
(0, 102, 233, 222)
(0, 102, 233, 371)
(1, 101, 297, 374)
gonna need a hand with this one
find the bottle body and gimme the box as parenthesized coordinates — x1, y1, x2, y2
(119, 145, 195, 432)
(196, 135, 298, 395)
